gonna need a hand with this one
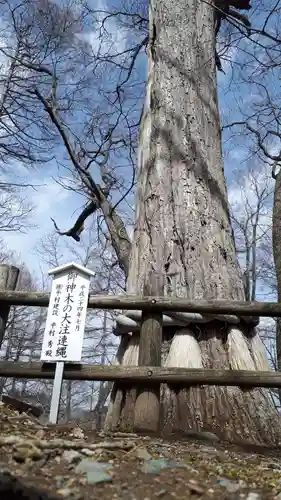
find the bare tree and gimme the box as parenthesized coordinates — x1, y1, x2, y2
(0, 0, 81, 165)
(229, 164, 281, 406)
(0, 262, 46, 400)
(230, 163, 274, 301)
(0, 0, 138, 280)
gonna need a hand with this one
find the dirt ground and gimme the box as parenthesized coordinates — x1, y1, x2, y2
(1, 402, 281, 499)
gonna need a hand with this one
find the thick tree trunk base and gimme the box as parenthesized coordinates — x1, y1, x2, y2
(161, 386, 281, 444)
(104, 334, 138, 432)
(104, 322, 281, 444)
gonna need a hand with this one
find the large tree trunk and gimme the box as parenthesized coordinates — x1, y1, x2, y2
(272, 169, 281, 406)
(105, 0, 281, 442)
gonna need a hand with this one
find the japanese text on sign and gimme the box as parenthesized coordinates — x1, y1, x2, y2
(40, 264, 93, 363)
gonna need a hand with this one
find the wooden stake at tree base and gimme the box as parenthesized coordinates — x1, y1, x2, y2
(134, 276, 163, 433)
(0, 265, 20, 349)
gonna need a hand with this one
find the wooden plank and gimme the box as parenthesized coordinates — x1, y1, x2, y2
(134, 277, 163, 433)
(0, 291, 280, 317)
(2, 362, 281, 388)
(0, 266, 19, 348)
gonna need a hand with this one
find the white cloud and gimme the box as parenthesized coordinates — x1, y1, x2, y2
(3, 176, 74, 274)
(229, 164, 273, 218)
(76, 0, 128, 58)
(30, 180, 70, 216)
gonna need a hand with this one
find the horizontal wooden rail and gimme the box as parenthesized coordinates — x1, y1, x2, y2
(0, 291, 280, 317)
(1, 362, 281, 388)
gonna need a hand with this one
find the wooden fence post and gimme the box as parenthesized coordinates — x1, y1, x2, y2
(134, 274, 163, 433)
(0, 265, 20, 349)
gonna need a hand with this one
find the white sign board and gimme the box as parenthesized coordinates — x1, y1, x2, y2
(41, 262, 95, 363)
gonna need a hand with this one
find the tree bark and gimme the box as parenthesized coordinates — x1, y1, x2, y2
(272, 169, 281, 405)
(105, 0, 281, 442)
(0, 265, 20, 349)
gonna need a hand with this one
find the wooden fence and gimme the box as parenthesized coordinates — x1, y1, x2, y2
(0, 281, 281, 431)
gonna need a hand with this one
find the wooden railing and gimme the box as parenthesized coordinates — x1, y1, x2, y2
(0, 288, 280, 431)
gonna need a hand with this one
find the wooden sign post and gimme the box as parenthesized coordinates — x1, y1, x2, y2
(40, 262, 95, 424)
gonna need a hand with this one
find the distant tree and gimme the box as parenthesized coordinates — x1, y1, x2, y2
(0, 262, 45, 398)
(230, 164, 274, 302)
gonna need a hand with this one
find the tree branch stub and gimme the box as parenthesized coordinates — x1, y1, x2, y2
(0, 265, 20, 349)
